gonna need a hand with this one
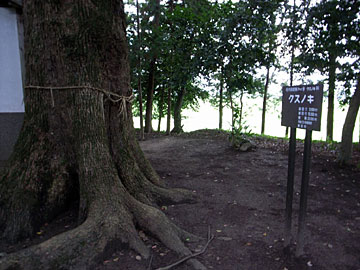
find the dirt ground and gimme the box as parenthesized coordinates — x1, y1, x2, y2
(1, 129, 359, 269)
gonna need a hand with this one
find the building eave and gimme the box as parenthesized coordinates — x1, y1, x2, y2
(0, 0, 22, 12)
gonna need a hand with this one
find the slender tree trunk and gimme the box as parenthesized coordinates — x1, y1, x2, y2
(261, 65, 271, 135)
(145, 59, 156, 133)
(0, 2, 203, 269)
(219, 70, 224, 130)
(165, 0, 175, 136)
(285, 0, 296, 139)
(172, 87, 186, 133)
(157, 87, 165, 132)
(239, 90, 244, 128)
(137, 0, 144, 140)
(327, 52, 336, 142)
(138, 78, 145, 140)
(166, 87, 172, 135)
(230, 92, 235, 131)
(144, 0, 161, 133)
(285, 48, 295, 138)
(338, 74, 360, 164)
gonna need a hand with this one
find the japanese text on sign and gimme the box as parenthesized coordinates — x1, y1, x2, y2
(281, 85, 323, 131)
(288, 94, 315, 104)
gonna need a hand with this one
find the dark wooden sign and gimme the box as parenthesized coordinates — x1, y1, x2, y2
(281, 84, 323, 131)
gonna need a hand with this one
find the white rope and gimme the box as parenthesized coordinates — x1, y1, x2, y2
(25, 85, 134, 118)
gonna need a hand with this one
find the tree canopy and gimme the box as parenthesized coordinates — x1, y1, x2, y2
(126, 0, 360, 162)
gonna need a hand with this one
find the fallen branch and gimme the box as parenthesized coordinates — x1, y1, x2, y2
(147, 253, 154, 270)
(155, 227, 214, 270)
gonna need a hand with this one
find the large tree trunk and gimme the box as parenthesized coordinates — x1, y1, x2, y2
(338, 74, 360, 164)
(172, 87, 186, 133)
(0, 1, 203, 269)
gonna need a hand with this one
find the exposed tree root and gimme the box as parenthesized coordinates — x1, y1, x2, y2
(0, 194, 206, 270)
(110, 116, 197, 207)
(0, 211, 139, 269)
(129, 133, 165, 187)
(0, 91, 204, 270)
(154, 227, 213, 270)
(149, 183, 198, 206)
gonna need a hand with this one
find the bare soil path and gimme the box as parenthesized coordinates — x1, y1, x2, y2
(132, 130, 360, 270)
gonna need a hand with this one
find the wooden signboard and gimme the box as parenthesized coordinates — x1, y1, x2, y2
(282, 84, 324, 257)
(281, 85, 323, 131)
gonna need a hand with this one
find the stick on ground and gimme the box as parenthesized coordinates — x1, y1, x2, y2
(155, 227, 214, 270)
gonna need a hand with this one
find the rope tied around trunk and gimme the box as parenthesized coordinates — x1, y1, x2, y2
(25, 85, 134, 118)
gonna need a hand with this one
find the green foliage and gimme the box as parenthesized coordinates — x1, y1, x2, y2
(297, 0, 360, 101)
(232, 117, 253, 136)
(126, 0, 287, 126)
(229, 117, 254, 151)
(127, 0, 214, 122)
(206, 1, 285, 129)
(126, 0, 359, 137)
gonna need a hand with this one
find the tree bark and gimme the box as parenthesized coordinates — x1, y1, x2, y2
(158, 87, 165, 132)
(0, 1, 202, 269)
(172, 87, 186, 133)
(338, 74, 360, 164)
(144, 0, 161, 133)
(239, 90, 244, 129)
(230, 92, 235, 131)
(261, 65, 271, 135)
(219, 70, 224, 130)
(285, 0, 296, 139)
(145, 58, 156, 133)
(327, 52, 336, 142)
(137, 0, 145, 141)
(166, 87, 172, 135)
(286, 42, 295, 138)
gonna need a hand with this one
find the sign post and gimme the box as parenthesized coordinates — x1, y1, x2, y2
(284, 127, 296, 253)
(296, 130, 312, 256)
(281, 84, 323, 256)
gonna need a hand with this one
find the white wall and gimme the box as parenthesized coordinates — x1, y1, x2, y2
(0, 7, 24, 113)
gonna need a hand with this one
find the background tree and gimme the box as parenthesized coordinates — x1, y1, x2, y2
(0, 1, 204, 269)
(336, 0, 360, 163)
(136, 0, 145, 140)
(260, 1, 283, 135)
(280, 0, 307, 137)
(160, 0, 213, 133)
(128, 0, 213, 134)
(206, 0, 283, 132)
(144, 0, 161, 133)
(339, 74, 360, 164)
(298, 0, 359, 142)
